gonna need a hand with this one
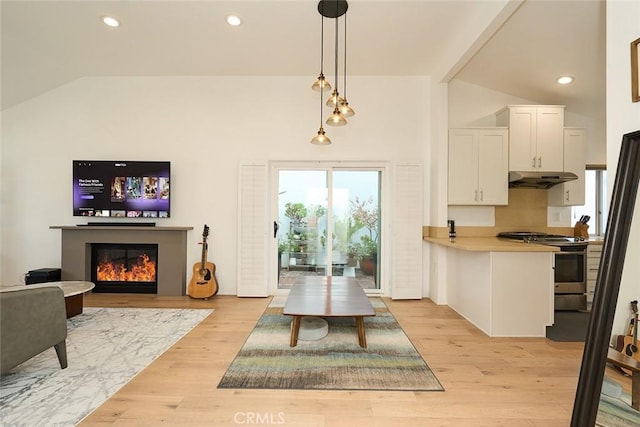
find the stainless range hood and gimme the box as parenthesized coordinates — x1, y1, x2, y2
(508, 171, 578, 189)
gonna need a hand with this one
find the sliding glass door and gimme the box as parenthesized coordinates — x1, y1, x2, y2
(275, 166, 381, 291)
(276, 170, 328, 288)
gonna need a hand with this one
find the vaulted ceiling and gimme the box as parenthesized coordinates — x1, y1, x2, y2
(1, 0, 605, 121)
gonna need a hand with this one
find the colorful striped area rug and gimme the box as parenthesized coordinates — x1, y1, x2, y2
(218, 298, 444, 391)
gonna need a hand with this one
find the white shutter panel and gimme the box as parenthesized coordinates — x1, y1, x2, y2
(391, 163, 423, 299)
(237, 162, 269, 297)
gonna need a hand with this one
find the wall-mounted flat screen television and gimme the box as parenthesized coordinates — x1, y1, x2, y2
(73, 160, 170, 218)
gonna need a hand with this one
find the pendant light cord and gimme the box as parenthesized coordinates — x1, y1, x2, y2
(320, 68, 324, 124)
(334, 11, 339, 95)
(320, 15, 324, 74)
(320, 15, 324, 124)
(343, 12, 347, 98)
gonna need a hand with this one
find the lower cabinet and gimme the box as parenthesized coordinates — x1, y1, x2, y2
(447, 250, 554, 337)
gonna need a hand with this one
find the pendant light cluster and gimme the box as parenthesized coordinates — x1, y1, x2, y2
(311, 0, 355, 145)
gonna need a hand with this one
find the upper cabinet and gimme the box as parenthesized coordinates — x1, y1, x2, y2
(448, 128, 509, 205)
(548, 128, 586, 206)
(496, 105, 565, 172)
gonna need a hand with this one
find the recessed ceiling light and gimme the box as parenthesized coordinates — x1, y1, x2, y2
(226, 15, 242, 26)
(557, 76, 574, 85)
(101, 16, 120, 28)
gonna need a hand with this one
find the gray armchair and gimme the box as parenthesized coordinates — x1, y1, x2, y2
(0, 286, 68, 374)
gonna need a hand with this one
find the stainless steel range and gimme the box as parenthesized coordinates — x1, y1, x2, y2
(497, 232, 588, 311)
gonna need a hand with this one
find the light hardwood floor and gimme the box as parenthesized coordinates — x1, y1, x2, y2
(80, 293, 592, 426)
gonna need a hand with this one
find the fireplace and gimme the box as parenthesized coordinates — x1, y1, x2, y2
(91, 243, 158, 293)
(52, 225, 191, 296)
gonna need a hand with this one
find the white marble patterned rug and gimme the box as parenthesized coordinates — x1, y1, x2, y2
(0, 307, 212, 427)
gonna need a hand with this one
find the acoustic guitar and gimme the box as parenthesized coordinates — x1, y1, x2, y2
(188, 225, 218, 299)
(614, 300, 638, 375)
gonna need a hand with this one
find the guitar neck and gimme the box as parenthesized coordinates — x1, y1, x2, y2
(201, 241, 208, 266)
(629, 301, 638, 344)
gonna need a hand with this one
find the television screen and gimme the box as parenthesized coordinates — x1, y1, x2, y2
(73, 160, 170, 218)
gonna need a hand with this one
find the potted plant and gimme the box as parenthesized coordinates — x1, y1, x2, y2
(346, 244, 358, 267)
(349, 196, 379, 276)
(306, 204, 326, 227)
(320, 229, 335, 248)
(313, 205, 327, 219)
(278, 241, 289, 271)
(354, 235, 378, 275)
(284, 202, 308, 225)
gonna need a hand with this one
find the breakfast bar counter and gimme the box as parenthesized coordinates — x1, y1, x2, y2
(423, 236, 560, 252)
(425, 236, 555, 338)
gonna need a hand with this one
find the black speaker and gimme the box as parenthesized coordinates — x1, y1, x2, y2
(25, 268, 61, 285)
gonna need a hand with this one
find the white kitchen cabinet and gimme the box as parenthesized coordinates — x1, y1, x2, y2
(448, 128, 509, 205)
(586, 243, 602, 306)
(496, 105, 565, 172)
(548, 128, 586, 206)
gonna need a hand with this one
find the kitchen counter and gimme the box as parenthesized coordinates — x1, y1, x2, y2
(588, 236, 604, 245)
(424, 236, 559, 252)
(425, 236, 555, 337)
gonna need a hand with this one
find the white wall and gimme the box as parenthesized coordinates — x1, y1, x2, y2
(606, 0, 640, 340)
(0, 75, 429, 293)
(449, 78, 606, 165)
(449, 78, 534, 127)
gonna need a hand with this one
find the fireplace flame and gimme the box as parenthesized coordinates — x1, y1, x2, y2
(96, 253, 156, 282)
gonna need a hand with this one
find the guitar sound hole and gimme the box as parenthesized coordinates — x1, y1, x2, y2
(199, 268, 211, 280)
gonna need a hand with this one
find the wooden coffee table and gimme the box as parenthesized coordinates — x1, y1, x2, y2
(283, 276, 375, 348)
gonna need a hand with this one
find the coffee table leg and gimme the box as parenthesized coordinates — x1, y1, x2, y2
(65, 294, 84, 318)
(290, 316, 301, 347)
(356, 316, 367, 348)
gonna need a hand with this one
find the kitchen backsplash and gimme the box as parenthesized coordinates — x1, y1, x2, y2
(495, 188, 548, 228)
(426, 188, 574, 238)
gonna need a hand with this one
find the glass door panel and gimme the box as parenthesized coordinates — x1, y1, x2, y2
(333, 170, 380, 289)
(276, 168, 381, 290)
(277, 170, 328, 289)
